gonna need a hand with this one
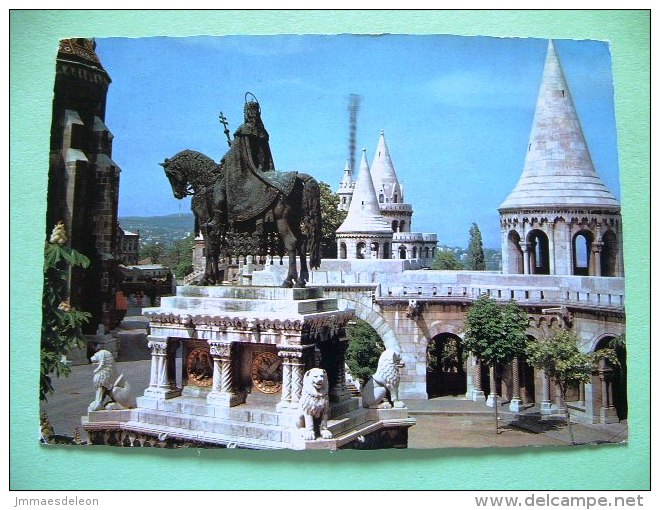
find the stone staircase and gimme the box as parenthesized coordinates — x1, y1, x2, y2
(83, 392, 411, 450)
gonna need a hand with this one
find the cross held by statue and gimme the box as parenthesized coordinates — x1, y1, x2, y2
(219, 111, 231, 147)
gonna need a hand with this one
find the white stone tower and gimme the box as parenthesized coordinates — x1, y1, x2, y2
(336, 149, 393, 259)
(499, 40, 623, 277)
(370, 130, 412, 233)
(336, 159, 355, 211)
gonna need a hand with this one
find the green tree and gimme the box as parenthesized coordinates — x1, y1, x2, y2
(140, 242, 164, 264)
(526, 330, 620, 444)
(319, 181, 347, 258)
(431, 250, 464, 270)
(345, 319, 385, 386)
(466, 223, 486, 270)
(462, 295, 529, 432)
(41, 222, 92, 401)
(164, 233, 195, 277)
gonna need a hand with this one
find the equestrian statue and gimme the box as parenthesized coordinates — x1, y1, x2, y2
(160, 94, 322, 288)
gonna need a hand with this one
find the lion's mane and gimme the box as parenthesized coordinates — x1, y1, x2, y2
(91, 350, 117, 390)
(298, 368, 329, 418)
(374, 349, 402, 389)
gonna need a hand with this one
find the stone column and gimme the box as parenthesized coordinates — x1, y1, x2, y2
(207, 342, 246, 407)
(591, 242, 603, 276)
(520, 242, 530, 275)
(472, 357, 486, 401)
(328, 337, 352, 404)
(578, 382, 586, 406)
(540, 370, 553, 415)
(509, 358, 523, 412)
(598, 364, 618, 423)
(552, 382, 566, 414)
(276, 346, 307, 411)
(486, 364, 498, 407)
(144, 337, 181, 399)
(548, 223, 556, 275)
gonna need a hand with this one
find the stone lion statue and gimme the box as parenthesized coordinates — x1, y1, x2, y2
(295, 368, 333, 440)
(361, 349, 406, 409)
(88, 350, 136, 412)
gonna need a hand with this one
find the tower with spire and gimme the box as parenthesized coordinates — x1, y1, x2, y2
(336, 149, 393, 259)
(336, 159, 355, 211)
(370, 130, 412, 233)
(499, 40, 623, 277)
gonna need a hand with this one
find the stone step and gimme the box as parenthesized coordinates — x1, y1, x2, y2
(120, 420, 287, 450)
(158, 295, 338, 314)
(132, 407, 288, 443)
(176, 285, 325, 301)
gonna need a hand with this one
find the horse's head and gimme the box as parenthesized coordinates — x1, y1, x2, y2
(160, 154, 191, 199)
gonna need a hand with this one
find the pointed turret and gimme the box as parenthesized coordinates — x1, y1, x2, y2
(337, 159, 355, 211)
(499, 40, 623, 277)
(337, 149, 391, 233)
(371, 130, 403, 204)
(500, 40, 619, 211)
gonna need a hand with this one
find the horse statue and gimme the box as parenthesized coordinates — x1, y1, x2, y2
(160, 149, 322, 287)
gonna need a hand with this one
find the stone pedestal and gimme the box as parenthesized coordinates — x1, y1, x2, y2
(83, 284, 414, 450)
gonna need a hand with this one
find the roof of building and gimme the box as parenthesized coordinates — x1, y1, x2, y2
(337, 149, 393, 234)
(57, 38, 110, 79)
(370, 130, 403, 203)
(500, 40, 619, 211)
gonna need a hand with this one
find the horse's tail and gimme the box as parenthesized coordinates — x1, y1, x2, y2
(300, 174, 322, 269)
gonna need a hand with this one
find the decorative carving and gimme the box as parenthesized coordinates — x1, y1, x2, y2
(361, 349, 406, 409)
(88, 350, 136, 412)
(295, 368, 333, 440)
(186, 347, 214, 387)
(406, 299, 423, 319)
(250, 351, 283, 394)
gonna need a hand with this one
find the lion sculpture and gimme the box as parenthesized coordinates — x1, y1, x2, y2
(361, 349, 406, 409)
(295, 368, 333, 440)
(88, 350, 136, 412)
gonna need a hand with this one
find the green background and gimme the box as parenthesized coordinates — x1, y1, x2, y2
(9, 10, 650, 490)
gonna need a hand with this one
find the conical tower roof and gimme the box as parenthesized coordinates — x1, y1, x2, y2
(337, 149, 392, 233)
(370, 130, 402, 203)
(500, 40, 619, 211)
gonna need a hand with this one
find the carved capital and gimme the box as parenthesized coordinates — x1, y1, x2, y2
(209, 342, 232, 358)
(147, 339, 168, 355)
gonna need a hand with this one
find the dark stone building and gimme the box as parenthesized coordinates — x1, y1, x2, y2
(47, 38, 122, 334)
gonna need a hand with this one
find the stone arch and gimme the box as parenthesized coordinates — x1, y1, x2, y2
(356, 241, 366, 259)
(572, 229, 594, 276)
(341, 297, 401, 353)
(527, 229, 550, 274)
(400, 220, 406, 232)
(412, 246, 418, 259)
(378, 193, 384, 203)
(339, 242, 347, 259)
(507, 229, 524, 274)
(383, 242, 390, 259)
(426, 332, 467, 398)
(398, 245, 407, 259)
(592, 334, 627, 421)
(371, 241, 379, 259)
(424, 247, 430, 259)
(392, 220, 399, 233)
(601, 230, 618, 277)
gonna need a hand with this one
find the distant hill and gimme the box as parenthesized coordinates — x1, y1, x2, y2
(119, 213, 196, 246)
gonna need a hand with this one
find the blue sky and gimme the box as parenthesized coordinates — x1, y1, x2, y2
(95, 34, 620, 248)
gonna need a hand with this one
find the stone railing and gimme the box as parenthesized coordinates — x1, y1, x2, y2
(375, 273, 625, 309)
(182, 269, 204, 285)
(380, 203, 413, 213)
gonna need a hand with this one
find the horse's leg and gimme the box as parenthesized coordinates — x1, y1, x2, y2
(295, 226, 309, 287)
(276, 215, 299, 288)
